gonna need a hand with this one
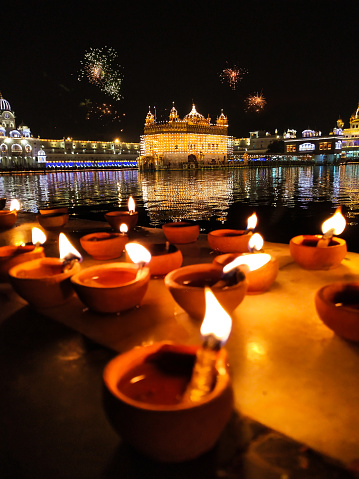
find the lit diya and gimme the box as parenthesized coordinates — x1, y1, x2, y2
(71, 242, 151, 314)
(102, 288, 233, 462)
(105, 196, 138, 231)
(165, 261, 247, 320)
(208, 212, 258, 253)
(126, 241, 183, 277)
(0, 199, 20, 229)
(80, 224, 128, 260)
(213, 233, 279, 293)
(162, 221, 200, 244)
(315, 281, 359, 342)
(0, 227, 46, 282)
(8, 233, 82, 309)
(290, 207, 347, 270)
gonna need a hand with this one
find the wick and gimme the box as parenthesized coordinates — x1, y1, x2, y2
(165, 241, 170, 252)
(317, 228, 335, 248)
(213, 267, 245, 288)
(62, 253, 80, 272)
(183, 334, 221, 402)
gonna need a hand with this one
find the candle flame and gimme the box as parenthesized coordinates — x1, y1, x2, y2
(10, 199, 20, 211)
(32, 227, 47, 245)
(128, 196, 136, 213)
(125, 242, 151, 265)
(59, 233, 82, 261)
(223, 253, 271, 274)
(247, 212, 257, 230)
(200, 287, 232, 344)
(120, 223, 128, 234)
(248, 233, 264, 251)
(321, 207, 346, 236)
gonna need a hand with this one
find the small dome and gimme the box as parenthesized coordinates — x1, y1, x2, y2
(0, 93, 11, 112)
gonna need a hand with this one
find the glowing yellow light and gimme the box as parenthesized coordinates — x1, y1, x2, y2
(248, 233, 264, 251)
(247, 212, 258, 230)
(321, 207, 346, 236)
(128, 196, 136, 213)
(200, 287, 232, 344)
(125, 242, 151, 265)
(10, 199, 20, 211)
(59, 233, 82, 261)
(119, 223, 128, 234)
(31, 227, 47, 245)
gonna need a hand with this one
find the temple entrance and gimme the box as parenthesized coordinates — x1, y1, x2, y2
(187, 154, 198, 165)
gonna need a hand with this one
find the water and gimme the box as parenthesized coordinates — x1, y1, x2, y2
(1, 164, 358, 252)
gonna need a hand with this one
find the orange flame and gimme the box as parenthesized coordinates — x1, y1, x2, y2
(31, 227, 47, 245)
(10, 199, 20, 211)
(128, 196, 136, 213)
(120, 223, 128, 234)
(247, 212, 258, 230)
(125, 242, 151, 265)
(321, 207, 346, 236)
(248, 233, 264, 251)
(200, 288, 232, 344)
(59, 233, 82, 261)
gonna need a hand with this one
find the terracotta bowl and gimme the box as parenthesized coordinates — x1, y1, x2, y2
(162, 222, 199, 244)
(80, 232, 128, 260)
(8, 257, 80, 309)
(103, 342, 234, 462)
(213, 253, 279, 294)
(0, 245, 45, 282)
(71, 262, 150, 314)
(208, 229, 253, 253)
(105, 211, 138, 231)
(0, 210, 17, 229)
(315, 282, 359, 341)
(165, 263, 248, 320)
(0, 198, 6, 209)
(126, 243, 183, 277)
(38, 206, 68, 215)
(290, 235, 347, 270)
(37, 212, 69, 230)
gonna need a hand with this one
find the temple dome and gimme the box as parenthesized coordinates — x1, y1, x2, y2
(184, 104, 206, 122)
(0, 93, 11, 111)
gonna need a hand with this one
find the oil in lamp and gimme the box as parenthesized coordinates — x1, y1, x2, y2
(290, 207, 347, 270)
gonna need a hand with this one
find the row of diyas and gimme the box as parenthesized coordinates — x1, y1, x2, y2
(1, 201, 359, 463)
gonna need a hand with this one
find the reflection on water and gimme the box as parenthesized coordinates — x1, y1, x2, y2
(0, 164, 358, 250)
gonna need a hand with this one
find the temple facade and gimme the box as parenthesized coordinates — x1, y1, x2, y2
(138, 104, 232, 169)
(342, 104, 359, 159)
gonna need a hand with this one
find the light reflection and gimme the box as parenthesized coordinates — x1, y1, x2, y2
(247, 340, 267, 362)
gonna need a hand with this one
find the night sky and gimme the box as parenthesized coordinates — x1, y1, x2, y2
(1, 1, 358, 142)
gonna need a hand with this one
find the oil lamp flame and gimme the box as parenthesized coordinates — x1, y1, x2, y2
(120, 223, 128, 234)
(128, 196, 136, 214)
(248, 233, 264, 252)
(125, 242, 151, 265)
(223, 253, 271, 274)
(200, 288, 232, 345)
(31, 227, 46, 246)
(10, 199, 20, 211)
(247, 212, 257, 230)
(321, 208, 346, 236)
(59, 233, 82, 262)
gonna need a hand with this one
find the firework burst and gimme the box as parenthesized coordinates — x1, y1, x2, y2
(220, 64, 247, 90)
(80, 100, 122, 125)
(245, 92, 267, 112)
(78, 47, 123, 101)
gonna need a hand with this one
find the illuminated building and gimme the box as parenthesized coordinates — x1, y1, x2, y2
(283, 121, 343, 163)
(138, 104, 232, 169)
(342, 104, 359, 159)
(0, 92, 139, 170)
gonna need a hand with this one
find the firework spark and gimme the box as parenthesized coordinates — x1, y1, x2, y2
(245, 92, 267, 112)
(78, 47, 123, 101)
(80, 100, 122, 124)
(220, 64, 247, 90)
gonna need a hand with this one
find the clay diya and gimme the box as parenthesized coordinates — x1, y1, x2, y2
(37, 212, 69, 230)
(162, 221, 200, 244)
(0, 199, 20, 230)
(315, 282, 359, 341)
(164, 263, 248, 320)
(8, 233, 81, 309)
(290, 207, 347, 270)
(103, 341, 233, 462)
(0, 227, 46, 282)
(80, 231, 128, 260)
(126, 242, 183, 277)
(208, 213, 257, 254)
(71, 263, 150, 314)
(105, 196, 138, 231)
(213, 252, 278, 294)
